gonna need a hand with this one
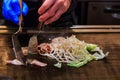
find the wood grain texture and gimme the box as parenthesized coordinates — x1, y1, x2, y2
(0, 32, 120, 80)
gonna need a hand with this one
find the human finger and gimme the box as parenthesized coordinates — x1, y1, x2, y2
(12, 0, 29, 16)
(22, 2, 29, 16)
(44, 8, 63, 24)
(38, 0, 55, 15)
(38, 0, 63, 22)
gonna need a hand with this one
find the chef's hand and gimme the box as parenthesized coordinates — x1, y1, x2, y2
(2, 0, 29, 24)
(38, 0, 71, 25)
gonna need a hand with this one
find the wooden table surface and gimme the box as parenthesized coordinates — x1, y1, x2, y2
(0, 26, 120, 80)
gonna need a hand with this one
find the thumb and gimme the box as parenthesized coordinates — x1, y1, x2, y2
(22, 2, 29, 16)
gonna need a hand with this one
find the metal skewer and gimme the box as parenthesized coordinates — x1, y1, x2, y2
(39, 22, 44, 30)
(14, 0, 23, 34)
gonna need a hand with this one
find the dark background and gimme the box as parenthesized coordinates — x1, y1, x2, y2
(0, 0, 120, 26)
